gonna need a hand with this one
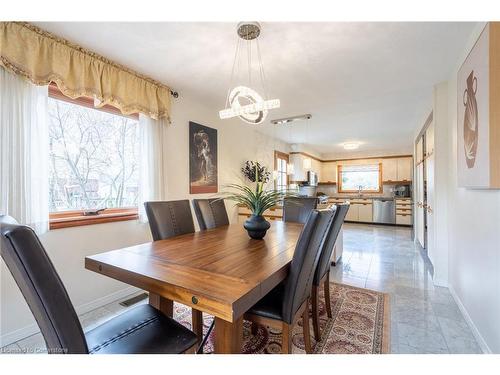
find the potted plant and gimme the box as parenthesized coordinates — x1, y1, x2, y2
(220, 161, 295, 239)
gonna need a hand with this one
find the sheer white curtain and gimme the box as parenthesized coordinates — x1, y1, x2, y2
(0, 67, 49, 233)
(138, 114, 168, 222)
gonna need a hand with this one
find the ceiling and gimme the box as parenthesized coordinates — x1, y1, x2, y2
(35, 22, 476, 157)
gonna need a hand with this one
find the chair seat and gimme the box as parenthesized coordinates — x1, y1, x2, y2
(85, 304, 197, 354)
(247, 283, 285, 321)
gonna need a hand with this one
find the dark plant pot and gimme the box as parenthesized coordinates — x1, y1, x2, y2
(243, 214, 271, 240)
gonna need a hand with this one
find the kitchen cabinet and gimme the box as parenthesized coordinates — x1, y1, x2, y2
(382, 159, 398, 181)
(395, 198, 412, 226)
(312, 158, 322, 182)
(320, 162, 337, 183)
(396, 214, 412, 225)
(289, 154, 306, 181)
(238, 206, 283, 223)
(345, 204, 359, 221)
(396, 158, 412, 181)
(358, 202, 373, 222)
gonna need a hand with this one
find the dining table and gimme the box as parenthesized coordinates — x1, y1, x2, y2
(85, 221, 303, 353)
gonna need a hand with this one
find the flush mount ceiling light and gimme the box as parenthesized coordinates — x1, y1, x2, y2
(219, 22, 280, 124)
(343, 142, 360, 150)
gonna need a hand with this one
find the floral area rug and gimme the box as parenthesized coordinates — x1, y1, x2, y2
(172, 282, 390, 354)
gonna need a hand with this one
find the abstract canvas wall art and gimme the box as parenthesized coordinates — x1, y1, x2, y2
(189, 121, 218, 193)
(457, 22, 500, 188)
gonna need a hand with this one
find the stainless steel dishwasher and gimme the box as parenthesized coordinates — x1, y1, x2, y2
(373, 198, 396, 224)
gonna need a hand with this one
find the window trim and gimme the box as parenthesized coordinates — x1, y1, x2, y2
(48, 83, 140, 230)
(274, 150, 289, 191)
(48, 83, 139, 120)
(49, 208, 139, 230)
(337, 163, 383, 194)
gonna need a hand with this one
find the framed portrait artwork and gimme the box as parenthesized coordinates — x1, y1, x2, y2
(457, 22, 500, 188)
(189, 121, 218, 194)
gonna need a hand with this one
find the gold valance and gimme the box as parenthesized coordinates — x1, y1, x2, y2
(0, 22, 171, 121)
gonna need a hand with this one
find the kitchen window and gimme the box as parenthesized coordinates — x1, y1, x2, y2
(274, 151, 289, 192)
(48, 84, 139, 229)
(337, 163, 382, 193)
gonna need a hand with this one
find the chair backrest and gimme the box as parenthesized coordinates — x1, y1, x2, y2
(192, 199, 229, 230)
(0, 215, 88, 354)
(282, 197, 318, 224)
(313, 203, 350, 285)
(281, 208, 336, 324)
(144, 200, 195, 241)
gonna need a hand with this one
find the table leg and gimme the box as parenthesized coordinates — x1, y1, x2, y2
(214, 316, 243, 354)
(148, 292, 173, 317)
(192, 309, 203, 345)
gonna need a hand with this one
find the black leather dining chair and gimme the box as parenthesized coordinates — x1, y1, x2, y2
(0, 215, 198, 354)
(282, 197, 318, 224)
(144, 200, 195, 241)
(143, 200, 204, 347)
(191, 198, 230, 353)
(192, 199, 229, 230)
(244, 208, 336, 353)
(311, 203, 350, 341)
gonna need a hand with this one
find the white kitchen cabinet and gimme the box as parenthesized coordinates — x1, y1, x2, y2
(396, 157, 412, 181)
(396, 214, 412, 225)
(320, 162, 337, 183)
(289, 154, 306, 181)
(345, 204, 359, 221)
(358, 203, 373, 222)
(382, 159, 398, 181)
(312, 158, 322, 182)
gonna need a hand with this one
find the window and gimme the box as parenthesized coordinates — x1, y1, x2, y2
(337, 163, 382, 193)
(48, 85, 139, 228)
(274, 151, 289, 191)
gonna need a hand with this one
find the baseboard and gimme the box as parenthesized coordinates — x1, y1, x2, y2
(448, 285, 492, 354)
(432, 277, 448, 287)
(0, 286, 141, 347)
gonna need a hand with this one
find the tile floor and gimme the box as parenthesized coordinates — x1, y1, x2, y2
(1, 223, 482, 354)
(331, 223, 482, 354)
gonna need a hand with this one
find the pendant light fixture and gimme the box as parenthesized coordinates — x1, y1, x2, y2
(286, 123, 295, 175)
(219, 22, 280, 124)
(303, 116, 312, 170)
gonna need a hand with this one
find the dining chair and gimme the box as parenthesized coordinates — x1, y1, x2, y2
(282, 197, 318, 224)
(144, 200, 195, 241)
(192, 198, 229, 230)
(0, 215, 198, 354)
(143, 200, 203, 346)
(244, 208, 336, 353)
(311, 203, 350, 341)
(191, 198, 229, 353)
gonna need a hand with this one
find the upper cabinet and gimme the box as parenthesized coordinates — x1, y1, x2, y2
(289, 153, 323, 182)
(383, 157, 412, 182)
(396, 157, 412, 181)
(382, 158, 398, 181)
(288, 153, 413, 184)
(320, 162, 337, 183)
(289, 153, 306, 181)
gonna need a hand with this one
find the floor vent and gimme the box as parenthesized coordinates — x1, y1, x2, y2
(119, 293, 149, 307)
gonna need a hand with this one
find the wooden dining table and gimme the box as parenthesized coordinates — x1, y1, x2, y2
(85, 221, 303, 353)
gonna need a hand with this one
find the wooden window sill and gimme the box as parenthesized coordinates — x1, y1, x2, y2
(49, 208, 139, 230)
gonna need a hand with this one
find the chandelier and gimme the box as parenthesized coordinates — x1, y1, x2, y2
(219, 22, 280, 124)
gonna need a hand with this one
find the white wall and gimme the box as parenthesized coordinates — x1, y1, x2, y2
(0, 90, 290, 345)
(426, 22, 499, 353)
(445, 22, 500, 354)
